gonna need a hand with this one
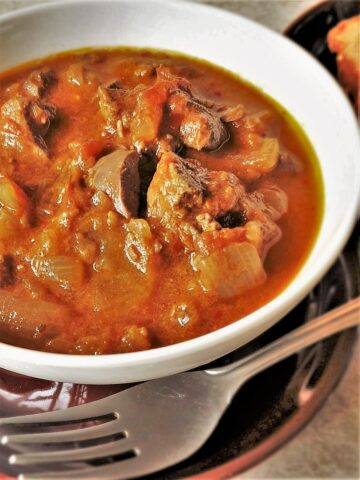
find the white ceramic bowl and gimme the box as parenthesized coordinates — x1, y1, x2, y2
(0, 0, 359, 384)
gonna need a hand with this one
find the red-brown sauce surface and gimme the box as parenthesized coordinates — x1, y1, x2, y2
(0, 49, 323, 354)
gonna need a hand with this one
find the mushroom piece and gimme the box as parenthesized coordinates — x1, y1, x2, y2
(91, 148, 140, 219)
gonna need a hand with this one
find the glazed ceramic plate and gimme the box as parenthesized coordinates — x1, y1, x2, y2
(0, 0, 359, 384)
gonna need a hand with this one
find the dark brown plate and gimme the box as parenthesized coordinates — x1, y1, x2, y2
(1, 1, 359, 478)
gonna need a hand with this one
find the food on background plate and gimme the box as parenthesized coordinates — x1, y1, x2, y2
(0, 48, 323, 354)
(327, 15, 360, 109)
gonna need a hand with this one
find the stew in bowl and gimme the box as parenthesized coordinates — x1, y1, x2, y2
(0, 48, 322, 354)
(0, 0, 358, 384)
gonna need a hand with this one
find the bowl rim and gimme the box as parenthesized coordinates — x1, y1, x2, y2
(0, 0, 359, 371)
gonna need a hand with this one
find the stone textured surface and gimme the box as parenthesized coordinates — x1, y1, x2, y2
(246, 346, 360, 479)
(0, 0, 358, 478)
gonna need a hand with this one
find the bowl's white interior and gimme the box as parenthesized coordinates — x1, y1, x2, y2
(0, 0, 359, 384)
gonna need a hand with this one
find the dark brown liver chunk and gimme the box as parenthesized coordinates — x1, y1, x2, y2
(92, 148, 141, 218)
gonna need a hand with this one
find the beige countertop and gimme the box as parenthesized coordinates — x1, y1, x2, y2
(0, 1, 359, 478)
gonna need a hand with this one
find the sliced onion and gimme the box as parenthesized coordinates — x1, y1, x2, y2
(219, 104, 244, 123)
(258, 185, 288, 221)
(0, 290, 68, 345)
(0, 176, 29, 214)
(31, 255, 84, 290)
(244, 219, 282, 259)
(243, 137, 279, 173)
(0, 177, 29, 240)
(193, 241, 266, 298)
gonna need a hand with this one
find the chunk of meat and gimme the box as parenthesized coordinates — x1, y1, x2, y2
(195, 213, 221, 232)
(192, 212, 282, 260)
(0, 255, 15, 288)
(22, 68, 56, 98)
(203, 170, 245, 217)
(147, 152, 207, 227)
(148, 152, 246, 233)
(72, 333, 111, 355)
(91, 148, 140, 218)
(158, 66, 229, 150)
(98, 79, 167, 148)
(205, 186, 286, 258)
(147, 152, 286, 263)
(238, 186, 287, 258)
(25, 100, 56, 140)
(155, 134, 182, 158)
(169, 90, 229, 151)
(192, 242, 266, 298)
(36, 159, 89, 223)
(0, 96, 56, 156)
(215, 211, 247, 229)
(147, 152, 247, 253)
(97, 66, 229, 152)
(195, 226, 248, 254)
(129, 83, 169, 148)
(0, 98, 44, 157)
(98, 82, 127, 127)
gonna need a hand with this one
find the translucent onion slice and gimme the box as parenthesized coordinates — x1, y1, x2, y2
(258, 185, 288, 221)
(0, 176, 29, 215)
(193, 241, 266, 298)
(31, 255, 85, 290)
(0, 291, 69, 345)
(243, 137, 279, 173)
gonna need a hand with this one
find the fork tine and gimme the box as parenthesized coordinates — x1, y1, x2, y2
(2, 418, 123, 445)
(10, 438, 134, 466)
(0, 395, 117, 427)
(18, 444, 183, 480)
(19, 457, 154, 480)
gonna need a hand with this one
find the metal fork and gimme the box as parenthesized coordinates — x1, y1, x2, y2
(1, 297, 359, 480)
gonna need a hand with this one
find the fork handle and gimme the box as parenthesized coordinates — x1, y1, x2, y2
(206, 297, 360, 391)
